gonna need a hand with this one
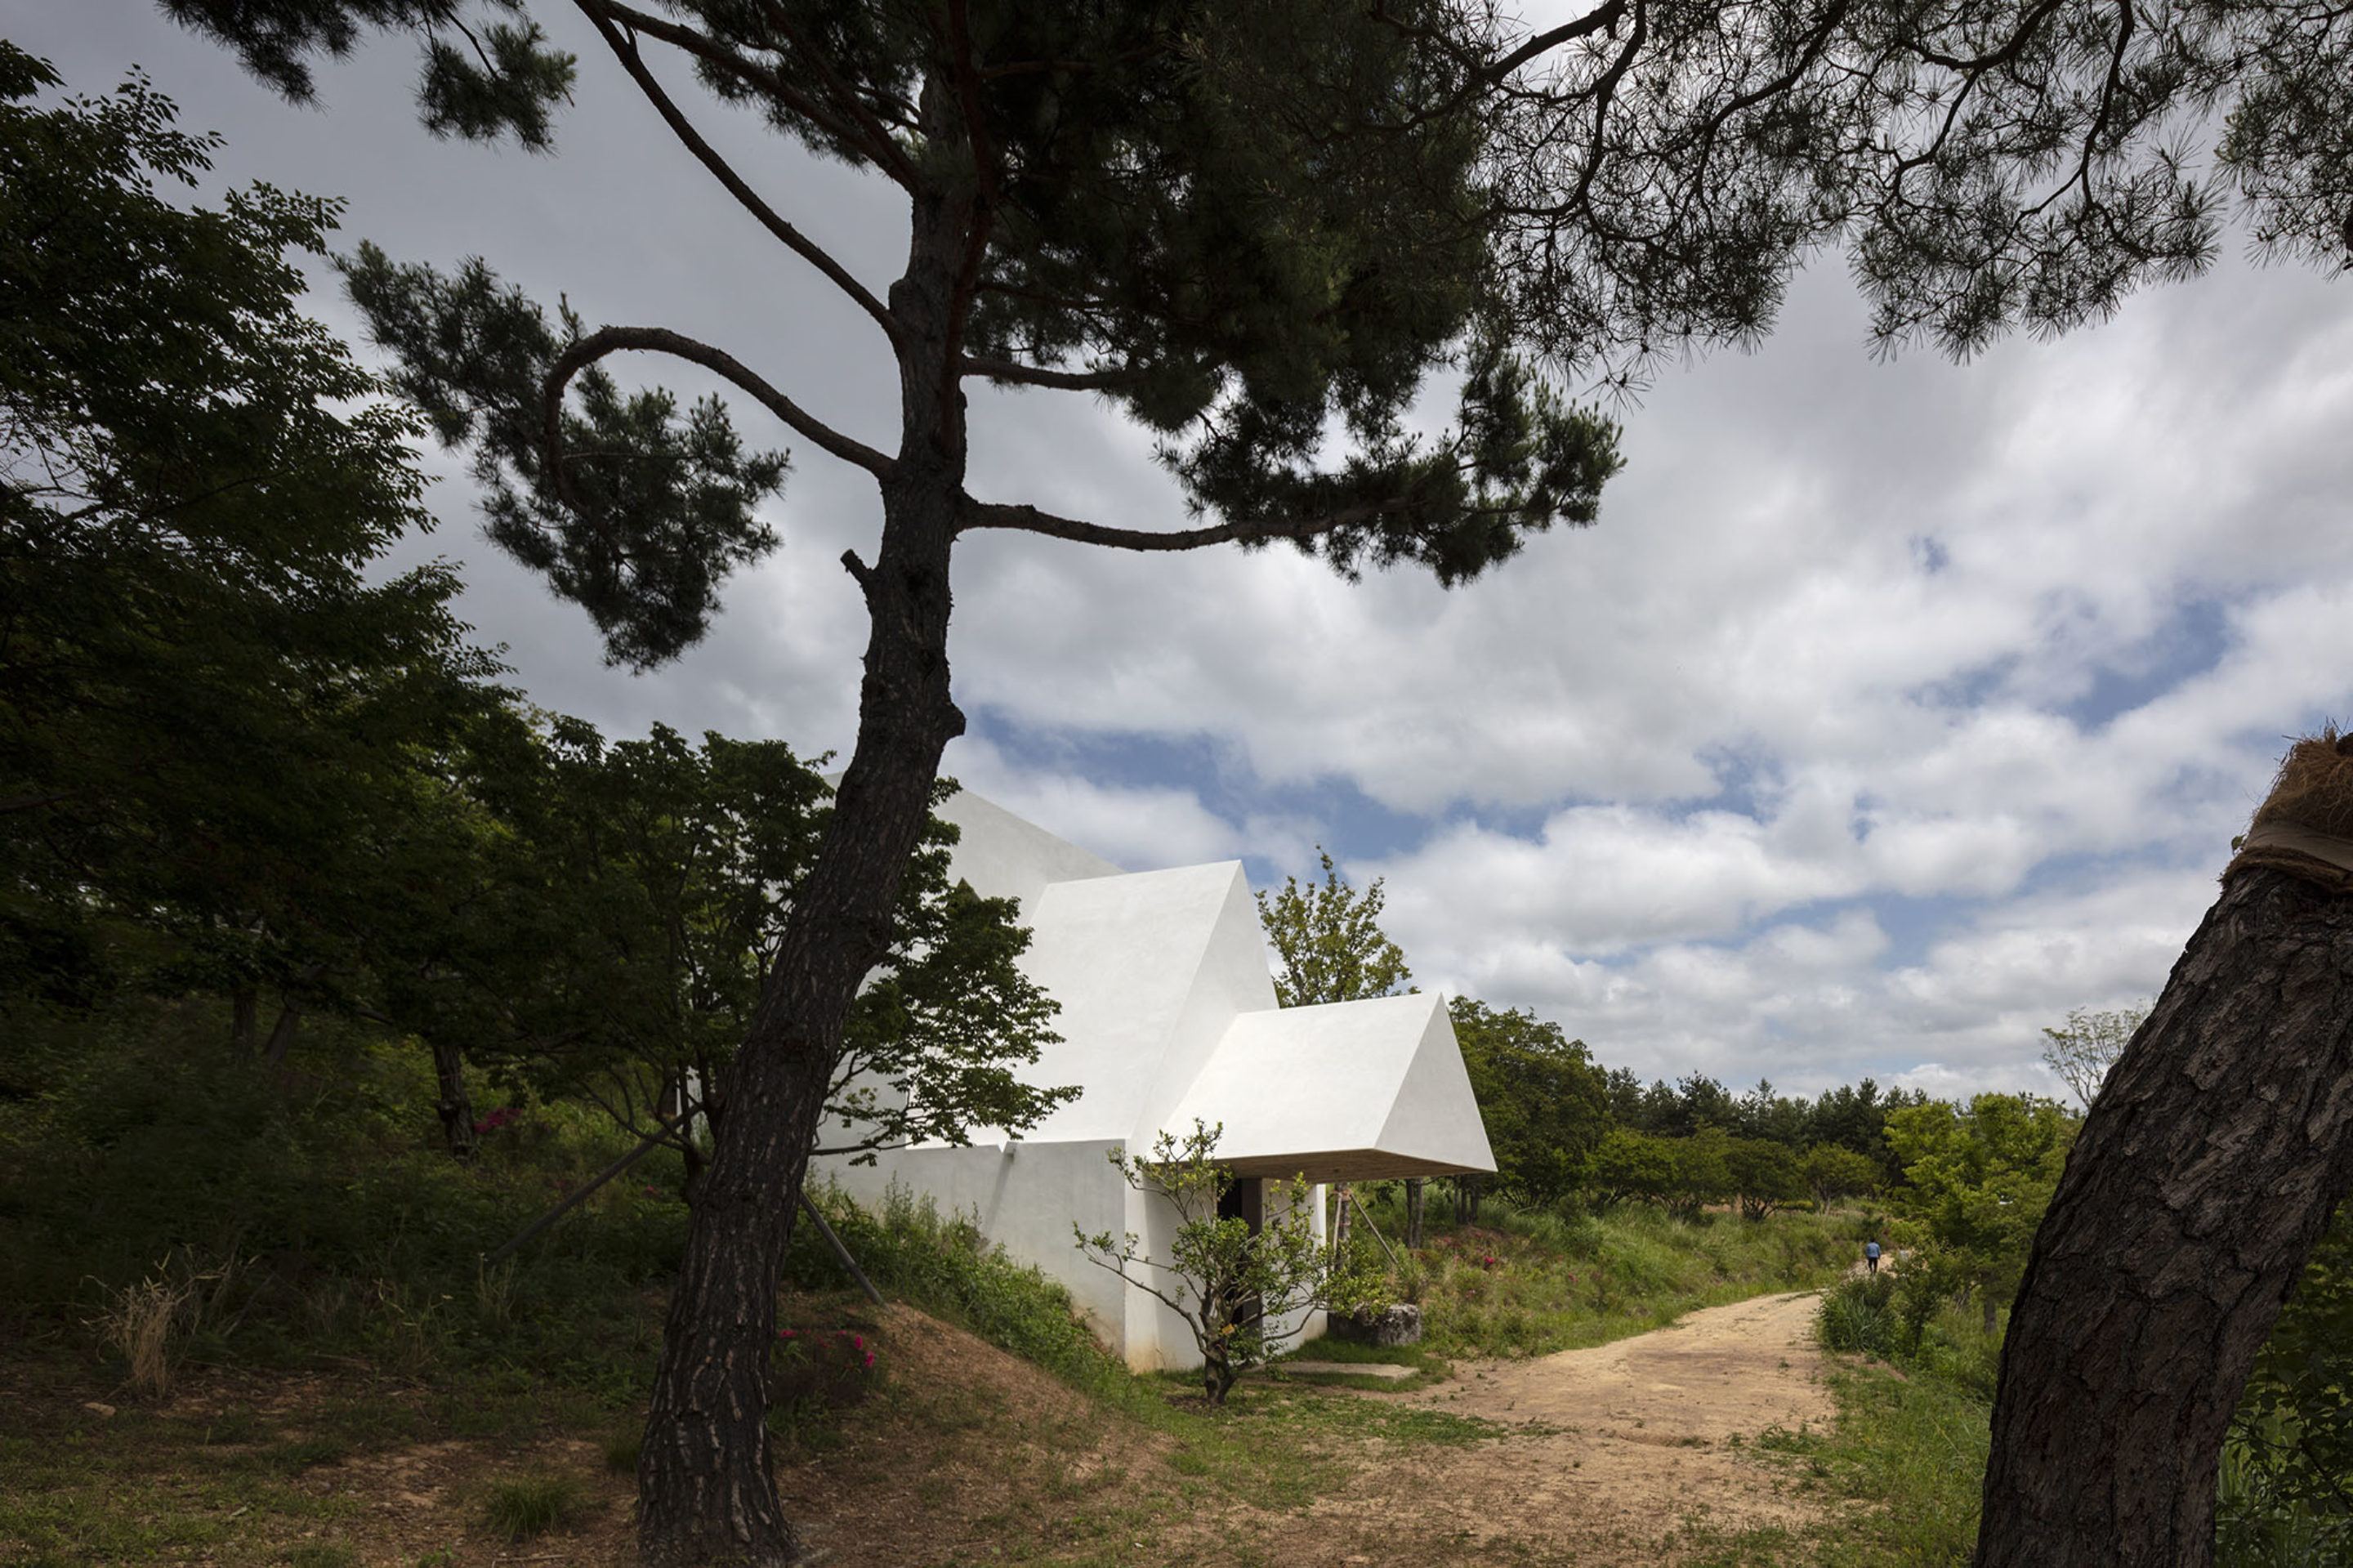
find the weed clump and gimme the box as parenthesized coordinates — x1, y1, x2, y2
(481, 1472, 585, 1540)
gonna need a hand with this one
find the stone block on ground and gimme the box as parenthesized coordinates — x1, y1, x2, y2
(1327, 1302, 1423, 1347)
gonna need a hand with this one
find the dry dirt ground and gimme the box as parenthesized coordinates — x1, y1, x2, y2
(1376, 1289, 1837, 1561)
(2, 1290, 1843, 1567)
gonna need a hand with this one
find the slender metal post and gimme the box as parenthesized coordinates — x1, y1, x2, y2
(798, 1188, 886, 1308)
(484, 1101, 699, 1265)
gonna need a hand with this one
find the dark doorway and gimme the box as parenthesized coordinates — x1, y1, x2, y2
(1217, 1176, 1263, 1232)
(1217, 1177, 1264, 1333)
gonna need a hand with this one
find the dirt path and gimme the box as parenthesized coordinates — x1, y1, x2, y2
(1279, 1290, 1839, 1565)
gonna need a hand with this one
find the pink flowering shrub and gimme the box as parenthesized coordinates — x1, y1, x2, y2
(767, 1325, 881, 1427)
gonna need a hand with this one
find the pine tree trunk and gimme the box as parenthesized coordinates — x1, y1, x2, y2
(636, 134, 974, 1566)
(431, 1039, 477, 1160)
(261, 1001, 303, 1065)
(1975, 863, 2353, 1566)
(230, 985, 258, 1053)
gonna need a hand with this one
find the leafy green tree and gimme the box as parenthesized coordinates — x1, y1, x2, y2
(1886, 1095, 2076, 1332)
(1725, 1137, 1805, 1222)
(0, 46, 500, 1044)
(1802, 1144, 1882, 1213)
(1255, 850, 1413, 1009)
(2039, 1004, 2149, 1111)
(2222, 1204, 2353, 1553)
(1448, 997, 1609, 1211)
(1663, 1128, 1735, 1224)
(1076, 1121, 1348, 1405)
(160, 0, 2353, 1555)
(1586, 1127, 1677, 1214)
(384, 718, 1070, 1177)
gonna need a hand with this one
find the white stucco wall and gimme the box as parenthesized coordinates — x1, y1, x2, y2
(816, 1138, 1133, 1346)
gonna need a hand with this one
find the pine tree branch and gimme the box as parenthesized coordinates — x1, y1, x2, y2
(578, 9, 900, 342)
(543, 325, 895, 485)
(1485, 0, 1634, 80)
(572, 0, 918, 187)
(961, 498, 1388, 552)
(943, 0, 1002, 393)
(957, 355, 1150, 391)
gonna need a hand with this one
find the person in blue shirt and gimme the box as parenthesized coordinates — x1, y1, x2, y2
(1865, 1239, 1882, 1275)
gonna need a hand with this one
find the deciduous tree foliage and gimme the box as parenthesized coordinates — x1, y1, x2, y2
(2039, 1003, 2149, 1110)
(0, 46, 501, 1043)
(1886, 1093, 2075, 1333)
(1801, 1142, 1881, 1212)
(158, 1, 2353, 1560)
(380, 718, 1070, 1175)
(1724, 1137, 1804, 1222)
(1076, 1121, 1351, 1406)
(1256, 850, 1413, 1011)
(1447, 997, 1610, 1209)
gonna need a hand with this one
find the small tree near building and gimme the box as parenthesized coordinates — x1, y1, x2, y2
(1078, 1122, 1357, 1404)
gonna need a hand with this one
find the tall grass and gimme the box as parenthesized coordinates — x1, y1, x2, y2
(1353, 1186, 1869, 1359)
(788, 1177, 1134, 1403)
(1, 996, 690, 1401)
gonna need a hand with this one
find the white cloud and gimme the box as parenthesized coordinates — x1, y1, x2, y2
(29, 2, 2353, 1099)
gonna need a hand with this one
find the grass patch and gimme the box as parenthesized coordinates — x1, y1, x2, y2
(480, 1472, 586, 1541)
(1356, 1191, 1869, 1360)
(1263, 1333, 1452, 1392)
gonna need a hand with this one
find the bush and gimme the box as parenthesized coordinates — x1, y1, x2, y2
(770, 1326, 880, 1414)
(0, 997, 688, 1398)
(789, 1179, 1124, 1398)
(480, 1472, 585, 1540)
(1818, 1271, 1900, 1356)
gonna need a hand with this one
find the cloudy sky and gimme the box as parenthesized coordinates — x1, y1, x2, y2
(24, 6, 2353, 1100)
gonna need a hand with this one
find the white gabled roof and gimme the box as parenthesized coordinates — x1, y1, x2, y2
(924, 785, 1495, 1180)
(931, 787, 1123, 913)
(1158, 992, 1496, 1182)
(996, 860, 1278, 1144)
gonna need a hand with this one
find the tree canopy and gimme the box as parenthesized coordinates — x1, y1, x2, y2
(0, 42, 501, 1033)
(1255, 849, 1413, 1010)
(1448, 996, 1610, 1208)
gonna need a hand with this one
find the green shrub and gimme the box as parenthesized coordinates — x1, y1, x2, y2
(791, 1179, 1125, 1398)
(1818, 1272, 1899, 1356)
(480, 1472, 585, 1540)
(0, 997, 687, 1400)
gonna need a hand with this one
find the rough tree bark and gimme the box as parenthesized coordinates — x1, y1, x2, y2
(632, 140, 977, 1567)
(230, 984, 258, 1053)
(1976, 735, 2353, 1567)
(430, 1039, 477, 1161)
(261, 1002, 303, 1066)
(1405, 1176, 1425, 1250)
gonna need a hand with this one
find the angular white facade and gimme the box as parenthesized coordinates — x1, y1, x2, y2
(815, 788, 1495, 1371)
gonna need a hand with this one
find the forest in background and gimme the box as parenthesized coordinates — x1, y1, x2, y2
(5, 37, 2350, 1568)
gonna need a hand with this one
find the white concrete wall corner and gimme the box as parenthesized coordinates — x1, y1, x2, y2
(810, 1138, 1134, 1355)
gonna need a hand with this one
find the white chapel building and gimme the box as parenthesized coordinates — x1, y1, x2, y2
(813, 788, 1496, 1372)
